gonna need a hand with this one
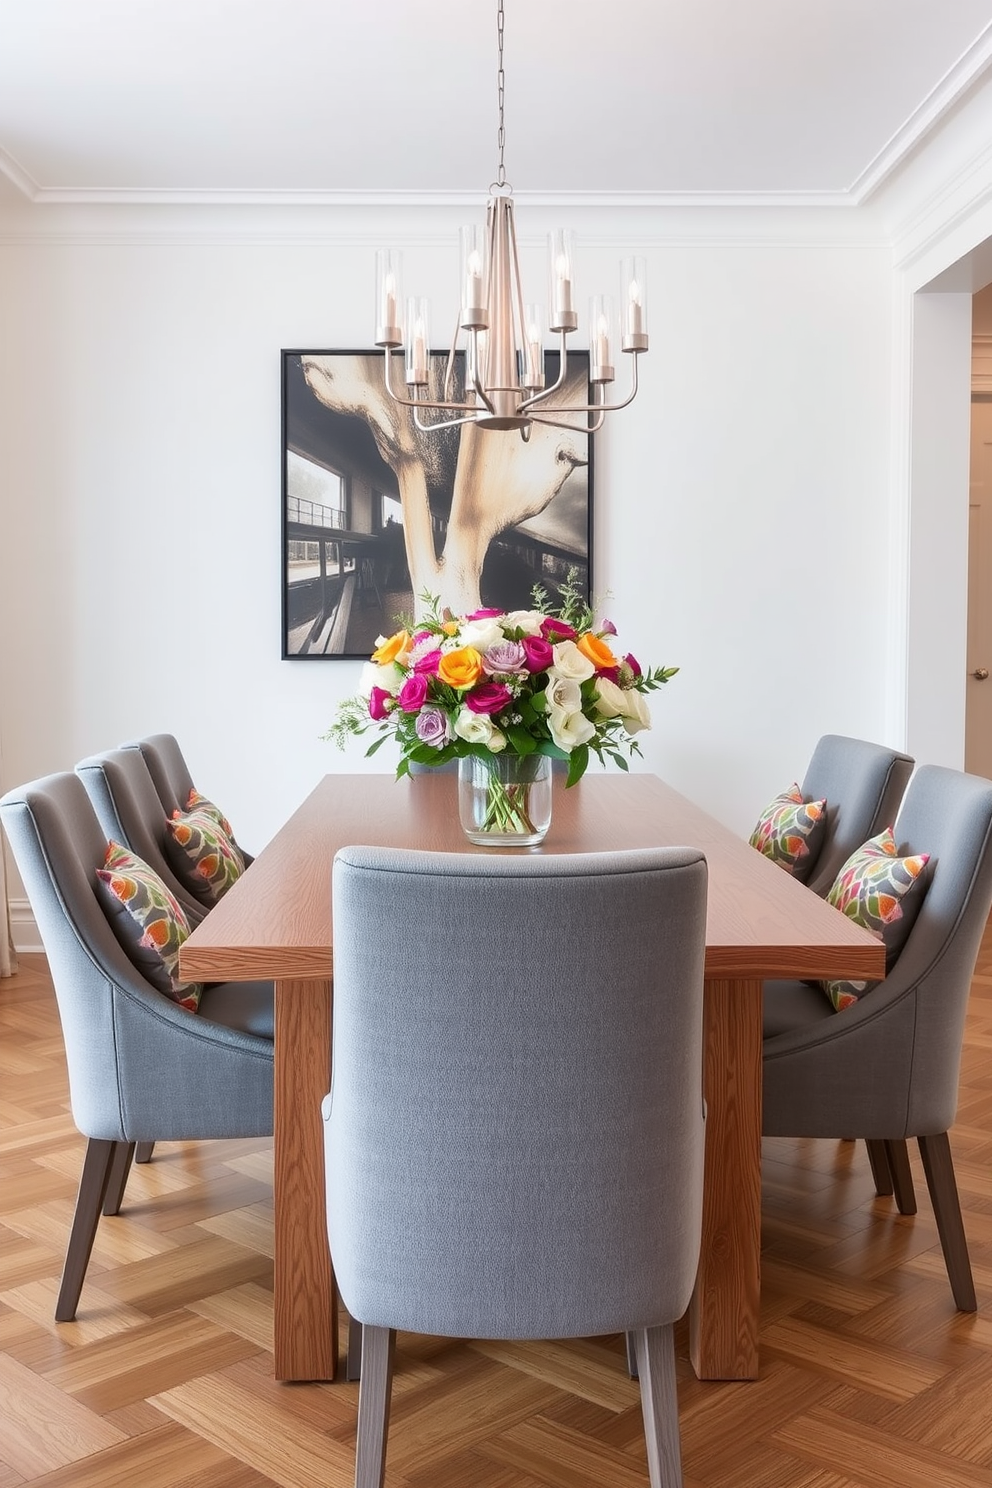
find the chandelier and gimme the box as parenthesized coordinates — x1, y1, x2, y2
(373, 0, 647, 439)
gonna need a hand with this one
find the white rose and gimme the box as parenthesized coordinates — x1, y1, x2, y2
(359, 660, 404, 697)
(546, 675, 583, 714)
(548, 704, 596, 751)
(453, 707, 497, 745)
(619, 687, 652, 734)
(502, 609, 545, 636)
(593, 676, 626, 720)
(550, 639, 596, 682)
(458, 618, 505, 653)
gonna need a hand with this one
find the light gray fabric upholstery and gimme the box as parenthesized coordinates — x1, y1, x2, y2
(763, 765, 992, 1138)
(76, 748, 207, 924)
(324, 844, 708, 1342)
(0, 771, 273, 1143)
(800, 734, 914, 898)
(119, 732, 254, 865)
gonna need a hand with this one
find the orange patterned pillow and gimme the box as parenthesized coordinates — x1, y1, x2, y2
(749, 783, 827, 882)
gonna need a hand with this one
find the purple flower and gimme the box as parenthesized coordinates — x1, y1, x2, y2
(412, 648, 442, 675)
(599, 618, 618, 636)
(482, 639, 527, 676)
(465, 682, 513, 715)
(368, 687, 391, 721)
(466, 606, 504, 619)
(415, 706, 450, 747)
(397, 674, 429, 712)
(624, 652, 642, 678)
(522, 635, 554, 673)
(540, 617, 577, 642)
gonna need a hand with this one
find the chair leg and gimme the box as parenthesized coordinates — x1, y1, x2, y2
(55, 1138, 119, 1322)
(883, 1139, 917, 1215)
(918, 1132, 977, 1312)
(633, 1324, 684, 1488)
(135, 1142, 155, 1164)
(102, 1142, 136, 1216)
(625, 1329, 639, 1379)
(865, 1139, 893, 1196)
(347, 1316, 363, 1381)
(354, 1324, 395, 1488)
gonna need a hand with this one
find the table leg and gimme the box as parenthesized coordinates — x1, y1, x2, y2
(689, 976, 762, 1380)
(273, 977, 338, 1381)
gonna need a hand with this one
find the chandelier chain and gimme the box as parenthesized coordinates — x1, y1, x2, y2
(495, 0, 507, 189)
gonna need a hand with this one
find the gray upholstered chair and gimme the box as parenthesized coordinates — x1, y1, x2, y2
(323, 844, 708, 1488)
(119, 732, 254, 865)
(0, 771, 274, 1321)
(763, 764, 992, 1312)
(800, 734, 914, 897)
(77, 747, 209, 924)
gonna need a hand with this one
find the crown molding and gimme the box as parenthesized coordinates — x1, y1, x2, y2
(848, 21, 992, 204)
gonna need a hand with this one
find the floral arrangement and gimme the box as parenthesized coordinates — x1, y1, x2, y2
(325, 571, 677, 788)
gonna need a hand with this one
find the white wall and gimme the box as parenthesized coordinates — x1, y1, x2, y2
(0, 208, 898, 885)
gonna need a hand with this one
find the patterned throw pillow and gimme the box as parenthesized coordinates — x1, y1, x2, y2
(166, 803, 245, 905)
(820, 828, 931, 1012)
(95, 842, 203, 1011)
(749, 783, 827, 881)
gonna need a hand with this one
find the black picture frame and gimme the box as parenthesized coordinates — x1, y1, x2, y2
(281, 349, 594, 659)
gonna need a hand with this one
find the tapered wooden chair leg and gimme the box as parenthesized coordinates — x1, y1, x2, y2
(102, 1142, 136, 1216)
(865, 1139, 893, 1196)
(883, 1139, 917, 1215)
(354, 1325, 395, 1488)
(347, 1317, 363, 1381)
(633, 1324, 684, 1488)
(56, 1138, 119, 1322)
(135, 1142, 155, 1163)
(918, 1132, 976, 1312)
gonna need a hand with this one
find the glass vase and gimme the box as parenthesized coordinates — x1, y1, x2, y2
(457, 754, 553, 847)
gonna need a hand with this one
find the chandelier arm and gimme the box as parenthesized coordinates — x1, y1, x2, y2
(529, 410, 606, 434)
(532, 353, 643, 416)
(412, 408, 482, 433)
(381, 347, 480, 414)
(466, 327, 497, 414)
(518, 330, 569, 413)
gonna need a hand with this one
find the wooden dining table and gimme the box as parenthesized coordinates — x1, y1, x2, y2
(179, 770, 884, 1384)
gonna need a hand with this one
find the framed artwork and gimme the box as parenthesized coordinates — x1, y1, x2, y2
(281, 349, 594, 659)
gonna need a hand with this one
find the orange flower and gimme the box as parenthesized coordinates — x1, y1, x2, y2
(442, 620, 460, 636)
(576, 632, 618, 671)
(371, 630, 412, 665)
(437, 646, 484, 689)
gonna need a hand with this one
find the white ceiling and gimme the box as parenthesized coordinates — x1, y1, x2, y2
(1, 0, 992, 207)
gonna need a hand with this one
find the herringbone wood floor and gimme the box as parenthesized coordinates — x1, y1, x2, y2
(2, 938, 992, 1488)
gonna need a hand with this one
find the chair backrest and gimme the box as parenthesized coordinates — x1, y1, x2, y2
(76, 747, 207, 923)
(0, 771, 272, 1144)
(118, 733, 195, 817)
(325, 844, 708, 1341)
(764, 764, 992, 1137)
(801, 734, 914, 896)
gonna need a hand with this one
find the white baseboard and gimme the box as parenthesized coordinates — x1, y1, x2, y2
(10, 898, 42, 954)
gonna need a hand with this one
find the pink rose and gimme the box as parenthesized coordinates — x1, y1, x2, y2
(522, 635, 554, 672)
(398, 674, 429, 712)
(541, 617, 577, 642)
(466, 607, 504, 619)
(465, 682, 513, 715)
(412, 648, 442, 675)
(624, 652, 642, 678)
(368, 687, 391, 721)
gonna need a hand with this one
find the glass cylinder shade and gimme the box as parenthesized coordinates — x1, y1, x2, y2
(405, 298, 430, 387)
(375, 250, 403, 347)
(589, 295, 615, 384)
(548, 229, 577, 332)
(621, 255, 648, 351)
(460, 223, 488, 330)
(520, 302, 545, 390)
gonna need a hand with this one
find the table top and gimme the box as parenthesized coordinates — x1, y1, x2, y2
(179, 772, 886, 986)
